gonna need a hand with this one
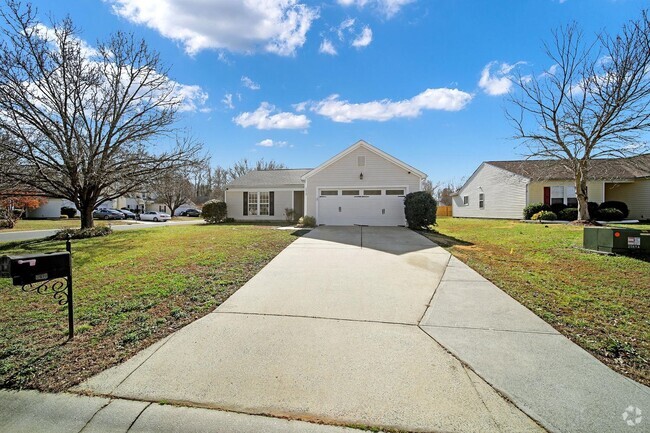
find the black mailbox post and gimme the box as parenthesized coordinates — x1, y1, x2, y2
(0, 240, 74, 339)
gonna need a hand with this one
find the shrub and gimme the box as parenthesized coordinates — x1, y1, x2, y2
(298, 216, 316, 227)
(596, 208, 625, 222)
(587, 202, 599, 219)
(60, 206, 77, 218)
(550, 202, 567, 215)
(223, 217, 235, 223)
(60, 214, 69, 219)
(284, 207, 296, 224)
(557, 207, 578, 221)
(0, 219, 13, 229)
(523, 203, 550, 220)
(598, 201, 629, 219)
(52, 226, 112, 240)
(404, 191, 437, 229)
(531, 210, 557, 221)
(202, 200, 227, 224)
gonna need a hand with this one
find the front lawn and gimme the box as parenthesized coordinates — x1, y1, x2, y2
(0, 224, 300, 391)
(2, 219, 136, 232)
(424, 217, 649, 386)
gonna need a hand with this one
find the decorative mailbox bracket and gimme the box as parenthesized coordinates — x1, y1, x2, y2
(0, 239, 74, 339)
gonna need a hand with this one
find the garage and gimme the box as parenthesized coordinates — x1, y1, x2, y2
(317, 188, 407, 226)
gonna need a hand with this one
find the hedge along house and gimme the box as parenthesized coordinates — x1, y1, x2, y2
(452, 154, 650, 220)
(224, 140, 427, 226)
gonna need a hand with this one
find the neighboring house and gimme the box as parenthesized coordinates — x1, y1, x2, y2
(225, 140, 427, 226)
(25, 198, 77, 219)
(452, 154, 650, 220)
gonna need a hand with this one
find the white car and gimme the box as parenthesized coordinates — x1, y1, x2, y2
(138, 211, 171, 222)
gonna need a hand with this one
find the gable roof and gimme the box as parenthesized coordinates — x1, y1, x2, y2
(486, 154, 650, 181)
(301, 140, 427, 180)
(226, 169, 311, 189)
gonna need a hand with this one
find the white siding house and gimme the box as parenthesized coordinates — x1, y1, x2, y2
(452, 163, 528, 219)
(224, 140, 427, 226)
(453, 155, 650, 219)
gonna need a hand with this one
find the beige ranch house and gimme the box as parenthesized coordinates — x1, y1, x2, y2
(225, 140, 427, 226)
(452, 154, 650, 220)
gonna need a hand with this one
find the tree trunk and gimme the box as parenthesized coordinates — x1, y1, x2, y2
(80, 205, 95, 229)
(575, 170, 590, 221)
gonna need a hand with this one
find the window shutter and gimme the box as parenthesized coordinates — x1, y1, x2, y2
(243, 192, 248, 216)
(269, 191, 275, 216)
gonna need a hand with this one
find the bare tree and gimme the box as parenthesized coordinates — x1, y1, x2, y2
(212, 165, 229, 201)
(421, 179, 440, 197)
(227, 158, 287, 180)
(151, 170, 194, 217)
(508, 11, 650, 221)
(0, 2, 201, 228)
(435, 180, 463, 206)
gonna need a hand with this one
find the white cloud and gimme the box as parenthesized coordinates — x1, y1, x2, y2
(337, 0, 414, 18)
(351, 26, 373, 48)
(222, 93, 234, 109)
(256, 138, 288, 147)
(174, 83, 210, 112)
(307, 88, 473, 123)
(478, 61, 525, 96)
(337, 18, 356, 40)
(234, 102, 310, 129)
(241, 76, 261, 90)
(319, 39, 337, 55)
(108, 0, 319, 56)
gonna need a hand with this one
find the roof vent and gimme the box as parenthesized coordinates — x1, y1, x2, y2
(358, 156, 365, 167)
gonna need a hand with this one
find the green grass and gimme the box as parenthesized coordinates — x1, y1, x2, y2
(2, 219, 136, 232)
(423, 217, 649, 386)
(0, 224, 300, 391)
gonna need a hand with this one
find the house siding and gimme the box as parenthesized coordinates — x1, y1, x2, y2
(304, 147, 421, 219)
(528, 180, 605, 205)
(605, 179, 650, 220)
(452, 163, 528, 219)
(226, 189, 294, 221)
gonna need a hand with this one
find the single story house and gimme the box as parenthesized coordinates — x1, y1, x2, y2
(452, 154, 650, 220)
(225, 140, 427, 226)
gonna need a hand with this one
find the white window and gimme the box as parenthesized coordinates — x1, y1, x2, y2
(159, 205, 167, 212)
(363, 189, 381, 195)
(551, 186, 564, 205)
(566, 186, 578, 207)
(248, 192, 259, 216)
(342, 189, 360, 196)
(386, 189, 405, 196)
(247, 192, 270, 216)
(463, 195, 469, 205)
(320, 190, 338, 196)
(479, 193, 485, 209)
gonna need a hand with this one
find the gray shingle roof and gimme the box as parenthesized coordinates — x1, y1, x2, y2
(225, 169, 312, 188)
(487, 154, 650, 181)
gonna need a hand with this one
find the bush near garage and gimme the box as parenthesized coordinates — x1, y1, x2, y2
(550, 202, 568, 215)
(202, 200, 227, 224)
(588, 202, 600, 219)
(404, 191, 437, 229)
(598, 201, 629, 219)
(298, 216, 316, 227)
(60, 206, 77, 218)
(523, 203, 550, 220)
(531, 210, 557, 221)
(558, 207, 578, 221)
(596, 208, 625, 221)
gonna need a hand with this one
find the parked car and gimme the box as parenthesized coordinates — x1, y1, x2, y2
(116, 208, 137, 219)
(179, 208, 201, 217)
(93, 208, 125, 220)
(138, 211, 171, 222)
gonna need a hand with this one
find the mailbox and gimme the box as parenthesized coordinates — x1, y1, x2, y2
(0, 252, 71, 286)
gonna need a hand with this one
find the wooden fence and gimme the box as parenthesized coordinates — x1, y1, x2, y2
(437, 205, 452, 217)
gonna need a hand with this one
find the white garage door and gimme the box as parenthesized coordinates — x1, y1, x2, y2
(317, 188, 406, 226)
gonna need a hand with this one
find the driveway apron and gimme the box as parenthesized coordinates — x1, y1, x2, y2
(74, 226, 542, 433)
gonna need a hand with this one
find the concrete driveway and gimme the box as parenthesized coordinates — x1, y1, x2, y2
(74, 226, 541, 433)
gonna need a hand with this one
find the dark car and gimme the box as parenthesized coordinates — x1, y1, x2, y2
(93, 208, 124, 220)
(117, 208, 137, 219)
(180, 208, 201, 217)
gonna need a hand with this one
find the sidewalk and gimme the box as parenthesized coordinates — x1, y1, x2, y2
(0, 390, 370, 433)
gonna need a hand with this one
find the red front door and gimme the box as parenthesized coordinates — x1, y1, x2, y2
(543, 187, 551, 205)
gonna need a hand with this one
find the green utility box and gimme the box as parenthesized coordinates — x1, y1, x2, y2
(583, 227, 645, 254)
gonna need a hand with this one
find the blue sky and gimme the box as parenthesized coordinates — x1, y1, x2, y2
(28, 0, 649, 183)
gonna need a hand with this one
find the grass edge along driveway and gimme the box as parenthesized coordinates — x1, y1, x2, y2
(423, 217, 649, 387)
(0, 224, 301, 392)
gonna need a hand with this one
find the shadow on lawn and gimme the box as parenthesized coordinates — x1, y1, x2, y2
(419, 230, 474, 248)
